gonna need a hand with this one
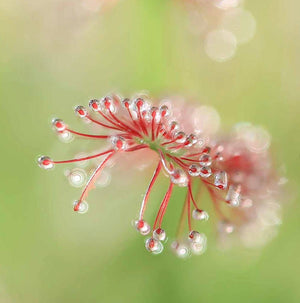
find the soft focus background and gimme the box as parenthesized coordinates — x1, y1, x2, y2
(0, 0, 300, 302)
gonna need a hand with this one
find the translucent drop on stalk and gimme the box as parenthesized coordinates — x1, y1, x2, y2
(204, 30, 237, 62)
(171, 169, 188, 187)
(199, 154, 212, 166)
(175, 131, 186, 144)
(150, 106, 160, 122)
(133, 97, 149, 112)
(89, 99, 101, 111)
(192, 209, 209, 221)
(202, 146, 211, 154)
(73, 200, 89, 214)
(101, 96, 117, 113)
(199, 166, 212, 178)
(159, 105, 170, 118)
(75, 105, 88, 118)
(171, 241, 190, 259)
(122, 98, 131, 109)
(222, 8, 256, 44)
(188, 231, 206, 244)
(52, 118, 66, 132)
(134, 220, 151, 236)
(169, 121, 179, 133)
(226, 184, 241, 207)
(111, 136, 127, 151)
(153, 228, 167, 242)
(214, 171, 228, 189)
(187, 134, 198, 146)
(145, 238, 163, 254)
(188, 164, 201, 177)
(66, 168, 87, 188)
(38, 156, 54, 170)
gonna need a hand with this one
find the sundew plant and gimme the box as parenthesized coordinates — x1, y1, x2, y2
(37, 94, 284, 258)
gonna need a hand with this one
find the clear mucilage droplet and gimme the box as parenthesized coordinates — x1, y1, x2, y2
(111, 136, 127, 151)
(38, 156, 54, 170)
(150, 107, 160, 123)
(171, 169, 188, 187)
(192, 209, 209, 221)
(188, 164, 201, 177)
(214, 171, 228, 189)
(52, 118, 66, 132)
(226, 184, 241, 207)
(188, 231, 206, 244)
(89, 99, 101, 111)
(169, 121, 179, 133)
(175, 131, 187, 144)
(75, 105, 88, 118)
(145, 238, 163, 254)
(199, 154, 212, 166)
(135, 220, 151, 236)
(187, 134, 198, 146)
(153, 228, 167, 242)
(101, 96, 117, 113)
(199, 166, 212, 178)
(73, 200, 89, 214)
(159, 105, 170, 118)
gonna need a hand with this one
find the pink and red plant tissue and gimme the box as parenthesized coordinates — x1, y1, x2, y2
(38, 93, 285, 257)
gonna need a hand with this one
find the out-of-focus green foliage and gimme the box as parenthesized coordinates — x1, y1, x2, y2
(0, 0, 299, 302)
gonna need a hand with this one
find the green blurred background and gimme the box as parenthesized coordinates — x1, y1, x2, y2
(0, 0, 299, 302)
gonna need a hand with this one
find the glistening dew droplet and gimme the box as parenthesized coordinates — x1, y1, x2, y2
(199, 166, 212, 178)
(188, 231, 206, 244)
(226, 184, 241, 207)
(214, 171, 228, 189)
(159, 105, 170, 118)
(111, 136, 127, 151)
(75, 105, 88, 118)
(135, 220, 151, 236)
(145, 238, 163, 254)
(52, 118, 66, 132)
(89, 99, 101, 111)
(175, 131, 186, 144)
(153, 228, 167, 241)
(171, 169, 188, 187)
(73, 200, 89, 214)
(192, 209, 209, 221)
(38, 156, 54, 170)
(101, 96, 117, 113)
(188, 164, 201, 177)
(199, 154, 212, 166)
